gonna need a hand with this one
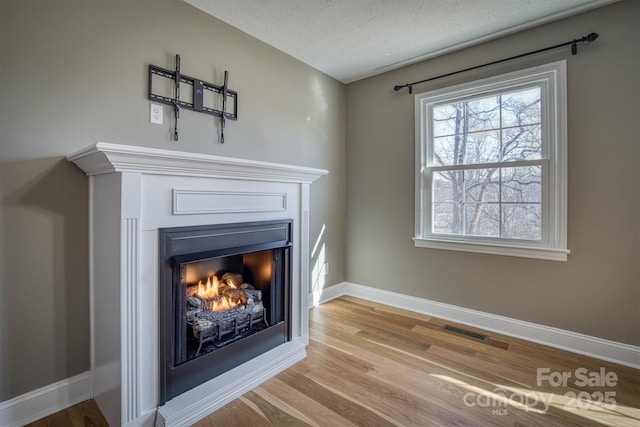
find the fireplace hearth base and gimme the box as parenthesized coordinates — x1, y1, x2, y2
(157, 340, 306, 426)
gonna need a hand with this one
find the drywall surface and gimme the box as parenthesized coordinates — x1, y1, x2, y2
(0, 0, 346, 401)
(346, 1, 639, 346)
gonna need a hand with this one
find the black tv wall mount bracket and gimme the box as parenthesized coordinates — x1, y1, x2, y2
(148, 54, 238, 143)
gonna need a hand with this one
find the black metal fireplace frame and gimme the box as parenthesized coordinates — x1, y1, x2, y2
(158, 219, 293, 404)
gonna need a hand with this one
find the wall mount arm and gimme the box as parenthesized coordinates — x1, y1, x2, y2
(148, 55, 238, 142)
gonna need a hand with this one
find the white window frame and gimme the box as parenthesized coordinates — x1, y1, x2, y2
(414, 60, 569, 261)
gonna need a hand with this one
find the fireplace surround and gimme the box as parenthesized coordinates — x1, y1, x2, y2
(67, 143, 327, 426)
(158, 219, 293, 404)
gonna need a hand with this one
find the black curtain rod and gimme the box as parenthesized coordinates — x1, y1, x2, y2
(394, 32, 599, 94)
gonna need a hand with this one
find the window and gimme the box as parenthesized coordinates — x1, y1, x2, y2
(414, 61, 569, 261)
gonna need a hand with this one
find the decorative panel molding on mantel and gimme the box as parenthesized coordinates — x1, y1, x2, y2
(172, 190, 287, 215)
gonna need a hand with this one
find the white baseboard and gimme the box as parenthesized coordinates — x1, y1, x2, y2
(0, 371, 92, 427)
(308, 280, 346, 308)
(309, 282, 640, 370)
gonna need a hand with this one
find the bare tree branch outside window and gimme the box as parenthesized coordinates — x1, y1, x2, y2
(431, 88, 542, 240)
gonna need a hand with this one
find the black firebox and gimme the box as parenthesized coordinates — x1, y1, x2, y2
(158, 220, 292, 404)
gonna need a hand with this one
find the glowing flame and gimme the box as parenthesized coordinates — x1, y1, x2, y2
(197, 276, 219, 299)
(192, 274, 247, 312)
(210, 297, 232, 311)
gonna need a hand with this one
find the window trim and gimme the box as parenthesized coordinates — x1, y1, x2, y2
(414, 61, 569, 261)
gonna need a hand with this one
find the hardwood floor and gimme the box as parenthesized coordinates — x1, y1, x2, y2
(24, 399, 108, 427)
(196, 296, 640, 426)
(29, 296, 640, 426)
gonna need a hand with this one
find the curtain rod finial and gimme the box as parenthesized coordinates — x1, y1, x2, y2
(393, 84, 413, 94)
(574, 32, 598, 55)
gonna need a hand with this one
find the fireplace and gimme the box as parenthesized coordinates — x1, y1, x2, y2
(67, 142, 327, 426)
(158, 220, 292, 404)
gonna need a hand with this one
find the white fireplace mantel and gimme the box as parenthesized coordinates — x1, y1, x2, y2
(68, 142, 327, 427)
(68, 142, 327, 183)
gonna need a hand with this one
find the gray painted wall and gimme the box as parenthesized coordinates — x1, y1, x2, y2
(346, 1, 639, 346)
(0, 0, 346, 401)
(1, 0, 637, 407)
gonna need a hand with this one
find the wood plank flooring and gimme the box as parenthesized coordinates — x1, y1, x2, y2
(29, 296, 640, 426)
(196, 296, 640, 426)
(24, 399, 108, 427)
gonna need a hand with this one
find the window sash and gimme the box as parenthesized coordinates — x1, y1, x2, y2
(427, 158, 543, 172)
(423, 159, 547, 241)
(414, 60, 568, 261)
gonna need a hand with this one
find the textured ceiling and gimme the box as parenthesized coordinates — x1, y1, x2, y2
(185, 0, 615, 83)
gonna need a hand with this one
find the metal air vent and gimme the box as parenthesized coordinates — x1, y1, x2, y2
(442, 324, 489, 341)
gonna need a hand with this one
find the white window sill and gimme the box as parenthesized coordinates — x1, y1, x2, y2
(413, 237, 570, 262)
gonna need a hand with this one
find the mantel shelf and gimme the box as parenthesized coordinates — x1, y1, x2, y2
(67, 142, 328, 184)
